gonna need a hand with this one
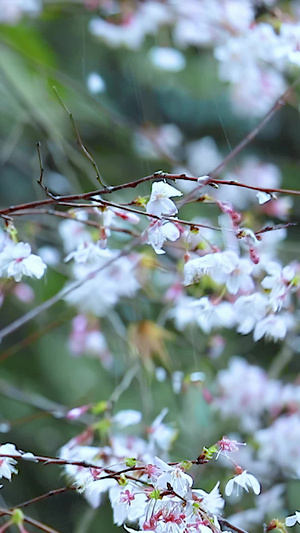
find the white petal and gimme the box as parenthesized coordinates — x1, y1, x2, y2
(246, 473, 261, 495)
(112, 410, 142, 428)
(286, 515, 298, 527)
(256, 191, 272, 204)
(225, 478, 234, 496)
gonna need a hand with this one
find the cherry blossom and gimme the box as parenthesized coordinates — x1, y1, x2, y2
(146, 182, 182, 217)
(233, 293, 268, 335)
(193, 482, 225, 514)
(256, 192, 272, 205)
(147, 220, 181, 254)
(68, 314, 112, 367)
(0, 242, 46, 282)
(83, 474, 116, 509)
(3, 3, 300, 530)
(112, 410, 142, 428)
(64, 250, 140, 316)
(193, 297, 236, 334)
(134, 124, 183, 160)
(256, 414, 300, 478)
(185, 250, 254, 295)
(89, 2, 171, 50)
(59, 211, 92, 253)
(155, 457, 193, 498)
(148, 47, 186, 72)
(253, 313, 294, 342)
(109, 483, 148, 526)
(0, 0, 41, 24)
(286, 511, 300, 527)
(261, 261, 296, 312)
(225, 470, 261, 497)
(214, 357, 268, 431)
(148, 408, 177, 452)
(217, 436, 246, 455)
(0, 443, 21, 481)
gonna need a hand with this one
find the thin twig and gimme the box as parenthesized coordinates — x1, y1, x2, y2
(0, 507, 60, 533)
(36, 142, 44, 187)
(255, 222, 297, 235)
(11, 486, 74, 509)
(218, 517, 249, 533)
(53, 86, 107, 188)
(11, 208, 140, 237)
(1, 171, 300, 222)
(179, 77, 300, 207)
(210, 79, 298, 178)
(2, 169, 300, 224)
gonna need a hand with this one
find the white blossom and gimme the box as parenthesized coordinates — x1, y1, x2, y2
(64, 250, 140, 316)
(148, 409, 177, 452)
(0, 443, 21, 481)
(149, 47, 186, 72)
(225, 470, 261, 498)
(109, 483, 147, 526)
(0, 242, 46, 282)
(193, 482, 225, 514)
(261, 261, 296, 312)
(154, 457, 193, 498)
(253, 313, 293, 342)
(147, 220, 180, 254)
(112, 410, 142, 428)
(234, 293, 268, 335)
(147, 182, 182, 217)
(59, 212, 92, 253)
(256, 192, 272, 205)
(286, 511, 300, 527)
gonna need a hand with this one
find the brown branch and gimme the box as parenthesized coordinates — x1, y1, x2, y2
(0, 450, 205, 477)
(11, 486, 75, 509)
(0, 451, 153, 490)
(209, 179, 300, 196)
(11, 208, 140, 237)
(36, 142, 44, 188)
(0, 80, 299, 219)
(255, 222, 297, 235)
(0, 507, 60, 533)
(218, 517, 249, 533)
(1, 171, 300, 223)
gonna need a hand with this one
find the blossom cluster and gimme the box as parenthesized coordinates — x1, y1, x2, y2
(52, 175, 299, 351)
(0, 423, 265, 533)
(0, 0, 41, 24)
(213, 357, 300, 479)
(4, 1, 300, 117)
(1, 4, 300, 528)
(84, 0, 300, 116)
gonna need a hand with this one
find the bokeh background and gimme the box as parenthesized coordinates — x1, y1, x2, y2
(1, 1, 300, 532)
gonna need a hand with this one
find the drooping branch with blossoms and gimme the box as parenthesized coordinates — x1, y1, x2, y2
(2, 1, 300, 532)
(0, 78, 299, 532)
